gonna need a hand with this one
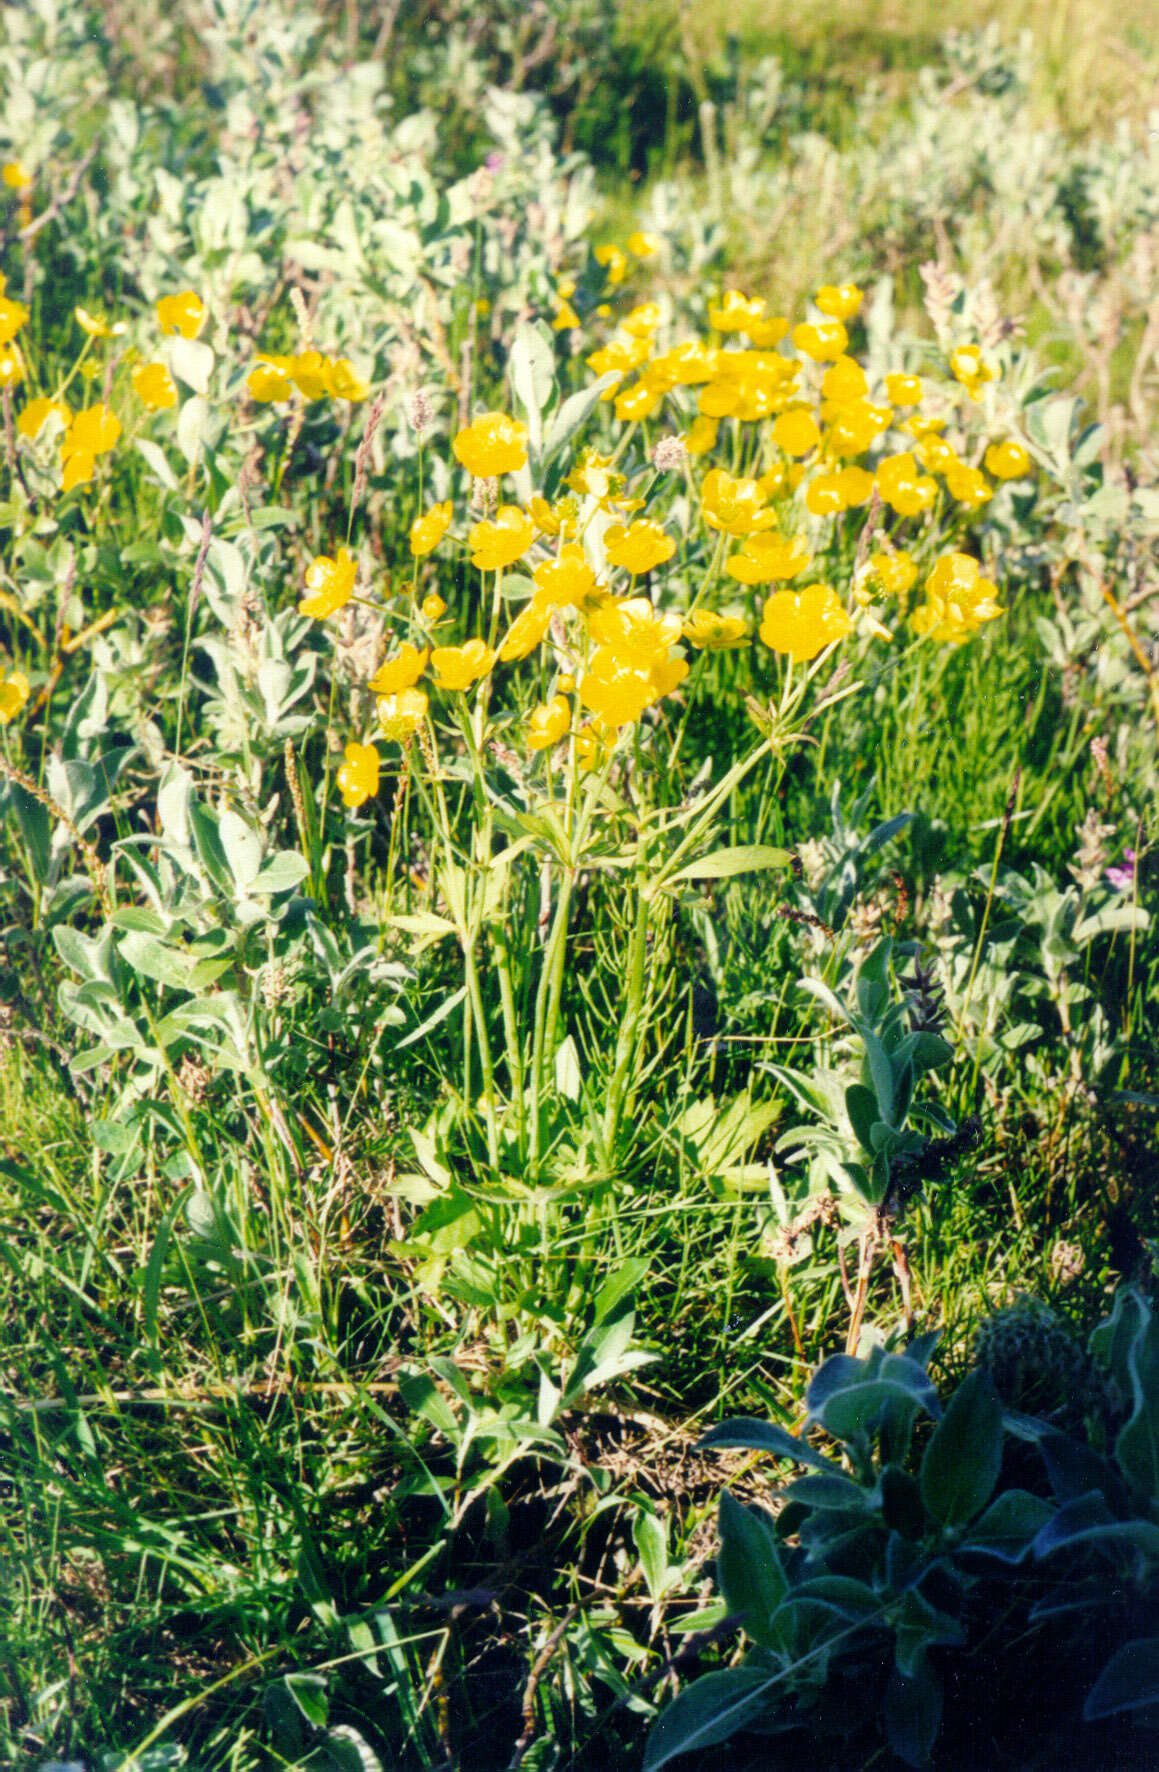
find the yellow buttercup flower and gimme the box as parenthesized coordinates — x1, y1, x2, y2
(247, 358, 293, 402)
(499, 599, 552, 662)
(421, 593, 447, 623)
(336, 742, 380, 809)
(865, 550, 919, 598)
(329, 358, 368, 402)
(949, 345, 995, 400)
(814, 284, 863, 321)
(156, 290, 207, 339)
(984, 440, 1031, 480)
(452, 411, 528, 477)
(60, 404, 121, 488)
(604, 519, 675, 575)
(613, 381, 662, 422)
(726, 532, 811, 585)
(700, 468, 777, 537)
(594, 243, 628, 285)
(289, 351, 333, 401)
(431, 639, 497, 690)
(944, 461, 992, 509)
(683, 415, 719, 457)
(527, 694, 571, 751)
(75, 307, 127, 340)
(2, 161, 31, 190)
(409, 502, 453, 558)
(876, 452, 937, 518)
(683, 610, 751, 650)
(17, 397, 70, 439)
(369, 643, 429, 696)
(468, 506, 535, 571)
(300, 547, 358, 619)
(0, 297, 30, 346)
(708, 290, 766, 333)
(912, 553, 1003, 644)
(771, 408, 820, 457)
(0, 666, 30, 724)
(533, 545, 599, 611)
(885, 372, 923, 406)
(132, 362, 178, 411)
(792, 320, 848, 362)
(0, 346, 25, 390)
(627, 230, 659, 258)
(552, 299, 581, 332)
(378, 688, 428, 741)
(760, 583, 852, 661)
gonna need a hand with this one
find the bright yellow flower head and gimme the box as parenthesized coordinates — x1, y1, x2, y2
(75, 307, 127, 339)
(613, 381, 662, 423)
(156, 290, 207, 339)
(369, 643, 429, 696)
(2, 161, 31, 190)
(431, 639, 497, 691)
(604, 519, 675, 575)
(0, 296, 30, 347)
(594, 243, 628, 285)
(815, 284, 863, 321)
(533, 545, 599, 611)
(804, 471, 847, 518)
(792, 319, 848, 362)
(949, 344, 995, 400)
(869, 550, 919, 597)
(452, 411, 528, 477)
(330, 358, 369, 402)
(984, 439, 1032, 480)
(820, 356, 868, 402)
(683, 610, 751, 650)
(61, 448, 95, 491)
(300, 546, 358, 619)
(771, 407, 821, 457)
(708, 290, 766, 333)
(876, 452, 937, 518)
(885, 372, 923, 406)
(726, 532, 812, 585)
(17, 397, 70, 439)
(499, 599, 552, 662)
(552, 300, 581, 332)
(627, 230, 659, 258)
(409, 502, 453, 558)
(378, 688, 428, 741)
(67, 404, 122, 456)
(421, 593, 447, 623)
(468, 506, 535, 571)
(944, 461, 992, 510)
(336, 742, 380, 809)
(588, 595, 683, 665)
(683, 415, 719, 457)
(912, 553, 1003, 644)
(0, 666, 30, 724)
(527, 694, 571, 752)
(0, 345, 25, 389)
(289, 351, 334, 401)
(760, 583, 852, 661)
(247, 358, 293, 402)
(132, 362, 178, 411)
(700, 468, 777, 537)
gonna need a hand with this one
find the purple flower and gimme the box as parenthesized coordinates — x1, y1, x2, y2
(1105, 848, 1137, 891)
(485, 153, 505, 172)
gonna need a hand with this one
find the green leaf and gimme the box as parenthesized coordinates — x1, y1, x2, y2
(541, 373, 619, 480)
(508, 320, 555, 450)
(633, 1508, 669, 1602)
(845, 1082, 880, 1153)
(643, 1666, 775, 1770)
(251, 851, 309, 894)
(921, 1370, 1002, 1527)
(883, 1653, 943, 1767)
(717, 1490, 787, 1647)
(668, 844, 792, 884)
(966, 1489, 1054, 1562)
(396, 985, 468, 1049)
(699, 1417, 843, 1474)
(1083, 1638, 1159, 1719)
